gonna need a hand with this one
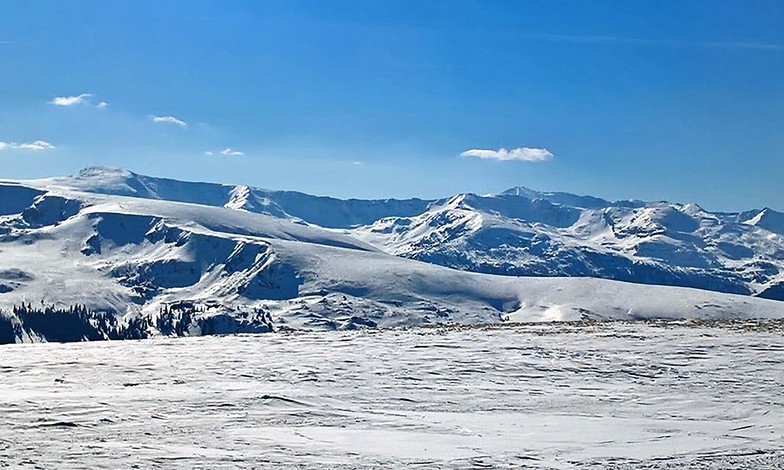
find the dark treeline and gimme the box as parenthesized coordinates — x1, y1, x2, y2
(2, 303, 150, 344)
(155, 301, 273, 336)
(0, 302, 273, 345)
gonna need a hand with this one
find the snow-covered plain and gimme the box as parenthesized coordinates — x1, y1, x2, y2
(1, 321, 783, 468)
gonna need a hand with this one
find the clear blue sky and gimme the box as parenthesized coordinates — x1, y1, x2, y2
(1, 1, 783, 210)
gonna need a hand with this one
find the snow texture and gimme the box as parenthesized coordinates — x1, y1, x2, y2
(0, 321, 782, 468)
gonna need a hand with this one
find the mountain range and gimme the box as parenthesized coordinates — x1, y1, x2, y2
(0, 167, 782, 342)
(39, 167, 784, 299)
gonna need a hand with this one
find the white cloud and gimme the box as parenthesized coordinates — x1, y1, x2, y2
(220, 148, 244, 156)
(204, 148, 245, 157)
(150, 115, 188, 128)
(0, 140, 55, 151)
(16, 140, 55, 151)
(97, 101, 108, 110)
(49, 93, 92, 106)
(460, 147, 553, 162)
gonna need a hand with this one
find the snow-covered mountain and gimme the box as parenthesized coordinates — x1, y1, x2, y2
(31, 167, 784, 300)
(35, 167, 435, 228)
(0, 167, 782, 343)
(353, 193, 784, 300)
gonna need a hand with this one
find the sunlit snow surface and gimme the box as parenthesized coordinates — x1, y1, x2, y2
(2, 321, 783, 469)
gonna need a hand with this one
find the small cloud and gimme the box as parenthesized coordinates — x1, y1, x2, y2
(460, 146, 553, 162)
(351, 161, 362, 165)
(16, 140, 55, 151)
(220, 148, 244, 156)
(49, 93, 92, 106)
(0, 140, 55, 151)
(96, 101, 108, 110)
(149, 115, 187, 128)
(205, 148, 245, 157)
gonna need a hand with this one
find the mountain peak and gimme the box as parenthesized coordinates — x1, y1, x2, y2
(76, 166, 134, 179)
(500, 186, 541, 198)
(744, 207, 784, 235)
(500, 186, 610, 209)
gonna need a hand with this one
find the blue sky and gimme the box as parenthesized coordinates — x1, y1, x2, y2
(1, 1, 783, 210)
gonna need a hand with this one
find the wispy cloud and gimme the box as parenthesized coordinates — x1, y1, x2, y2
(519, 32, 784, 51)
(49, 93, 107, 109)
(461, 147, 553, 162)
(220, 148, 244, 156)
(204, 148, 245, 157)
(150, 115, 187, 128)
(49, 93, 92, 106)
(0, 140, 55, 151)
(16, 141, 55, 151)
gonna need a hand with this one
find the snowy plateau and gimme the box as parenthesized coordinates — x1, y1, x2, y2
(0, 166, 783, 341)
